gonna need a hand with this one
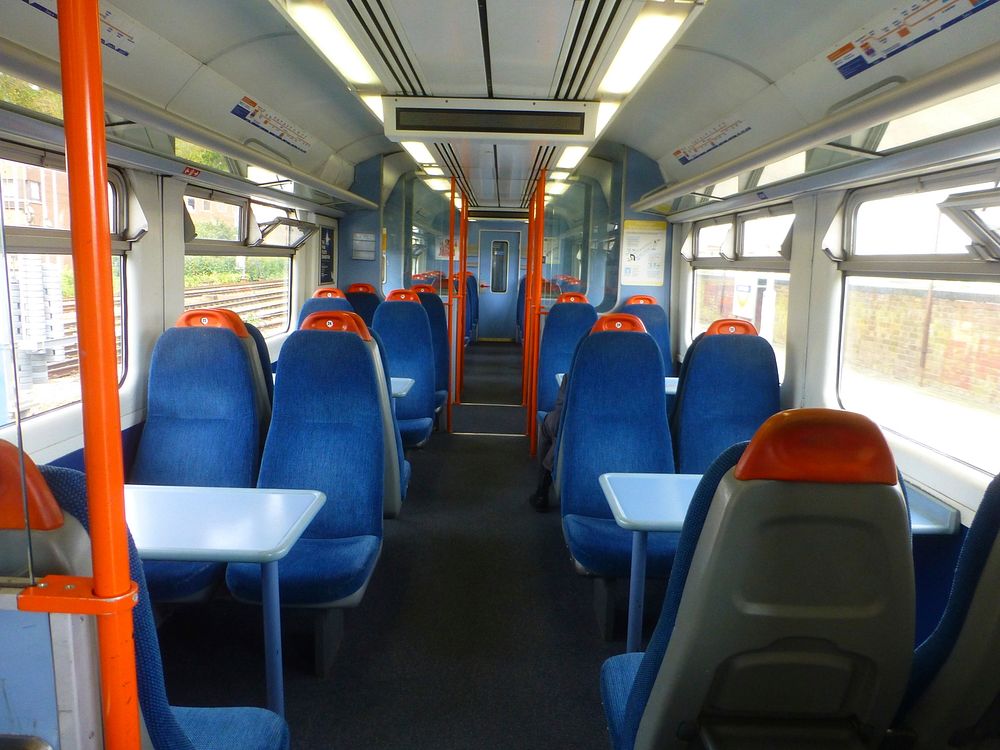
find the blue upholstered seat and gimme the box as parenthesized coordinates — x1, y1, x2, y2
(466, 274, 479, 341)
(226, 329, 384, 608)
(515, 276, 526, 344)
(416, 291, 450, 411)
(38, 465, 289, 750)
(619, 303, 671, 374)
(536, 301, 598, 419)
(557, 328, 675, 578)
(345, 291, 380, 326)
(670, 333, 779, 473)
(372, 300, 437, 448)
(371, 330, 410, 504)
(244, 323, 273, 405)
(130, 326, 264, 602)
(296, 297, 354, 328)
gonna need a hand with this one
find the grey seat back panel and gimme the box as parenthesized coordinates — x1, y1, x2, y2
(239, 336, 272, 441)
(636, 473, 914, 749)
(0, 515, 92, 578)
(365, 339, 402, 517)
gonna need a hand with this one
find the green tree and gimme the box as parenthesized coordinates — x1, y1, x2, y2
(0, 73, 63, 119)
(194, 219, 238, 241)
(174, 139, 231, 173)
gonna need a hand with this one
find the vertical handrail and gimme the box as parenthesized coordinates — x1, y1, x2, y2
(446, 178, 456, 432)
(526, 171, 546, 454)
(521, 199, 534, 406)
(56, 1, 140, 747)
(455, 196, 469, 402)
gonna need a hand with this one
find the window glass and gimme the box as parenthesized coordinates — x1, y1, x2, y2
(711, 175, 740, 199)
(174, 139, 231, 173)
(974, 204, 1000, 234)
(692, 268, 788, 379)
(251, 202, 307, 247)
(878, 81, 1000, 152)
(0, 71, 62, 119)
(741, 213, 793, 257)
(853, 182, 994, 255)
(0, 255, 124, 424)
(2, 159, 75, 230)
(183, 256, 290, 335)
(187, 195, 244, 242)
(757, 151, 806, 187)
(695, 221, 733, 258)
(840, 276, 1000, 474)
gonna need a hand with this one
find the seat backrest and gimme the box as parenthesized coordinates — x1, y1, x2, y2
(516, 275, 526, 342)
(296, 296, 354, 328)
(372, 299, 436, 423)
(620, 301, 671, 373)
(411, 283, 437, 294)
(706, 317, 757, 335)
(345, 290, 381, 326)
(895, 475, 1000, 748)
(629, 409, 914, 749)
(415, 290, 450, 394)
(671, 331, 779, 474)
(465, 273, 479, 331)
(244, 322, 273, 405)
(130, 314, 263, 488)
(261, 327, 383, 540)
(536, 301, 598, 413)
(557, 325, 673, 521)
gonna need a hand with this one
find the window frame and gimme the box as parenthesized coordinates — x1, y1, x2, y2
(690, 204, 793, 271)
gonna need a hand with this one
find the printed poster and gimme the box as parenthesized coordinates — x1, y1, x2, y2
(621, 220, 667, 287)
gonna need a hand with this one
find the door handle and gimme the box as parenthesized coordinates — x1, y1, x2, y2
(479, 283, 489, 289)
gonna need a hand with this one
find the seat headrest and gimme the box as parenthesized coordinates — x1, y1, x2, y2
(312, 286, 346, 299)
(299, 311, 372, 340)
(386, 289, 420, 303)
(734, 408, 897, 484)
(176, 308, 249, 338)
(625, 294, 657, 305)
(347, 282, 377, 294)
(591, 313, 647, 334)
(0, 439, 63, 531)
(706, 318, 757, 336)
(556, 292, 588, 304)
(411, 284, 437, 294)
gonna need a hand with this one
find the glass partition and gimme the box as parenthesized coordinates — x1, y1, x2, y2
(393, 173, 456, 295)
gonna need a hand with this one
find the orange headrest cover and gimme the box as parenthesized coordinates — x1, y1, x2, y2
(176, 309, 249, 338)
(347, 283, 377, 294)
(556, 292, 588, 304)
(387, 289, 420, 303)
(625, 295, 657, 306)
(706, 318, 757, 336)
(312, 287, 346, 299)
(0, 439, 63, 531)
(411, 284, 438, 294)
(299, 311, 372, 341)
(591, 314, 648, 334)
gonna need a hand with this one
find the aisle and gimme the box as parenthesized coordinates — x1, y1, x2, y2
(157, 343, 617, 748)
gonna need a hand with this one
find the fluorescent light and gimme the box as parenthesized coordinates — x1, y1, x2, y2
(549, 171, 570, 181)
(556, 146, 588, 170)
(596, 101, 620, 136)
(403, 141, 436, 166)
(546, 182, 569, 195)
(361, 95, 384, 122)
(424, 178, 451, 191)
(287, 1, 379, 86)
(598, 13, 683, 95)
(424, 166, 444, 176)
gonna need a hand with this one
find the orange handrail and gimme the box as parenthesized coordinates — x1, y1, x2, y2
(526, 170, 546, 454)
(455, 196, 469, 403)
(56, 1, 140, 746)
(521, 199, 534, 406)
(446, 177, 456, 432)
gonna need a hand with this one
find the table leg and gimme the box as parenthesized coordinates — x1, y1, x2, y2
(261, 561, 284, 717)
(626, 530, 648, 653)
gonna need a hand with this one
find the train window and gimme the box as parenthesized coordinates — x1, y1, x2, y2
(877, 81, 1000, 153)
(757, 151, 807, 187)
(739, 210, 793, 258)
(174, 138, 233, 174)
(694, 220, 733, 259)
(250, 202, 314, 248)
(840, 276, 1000, 475)
(0, 71, 63, 119)
(183, 256, 291, 336)
(184, 189, 246, 243)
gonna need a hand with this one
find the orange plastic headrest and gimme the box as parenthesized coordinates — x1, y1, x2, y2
(299, 311, 372, 341)
(626, 295, 657, 306)
(387, 289, 420, 303)
(347, 283, 377, 294)
(176, 309, 249, 338)
(0, 440, 63, 531)
(734, 409, 897, 485)
(312, 287, 346, 299)
(411, 284, 437, 294)
(556, 292, 588, 304)
(591, 314, 647, 334)
(706, 318, 757, 336)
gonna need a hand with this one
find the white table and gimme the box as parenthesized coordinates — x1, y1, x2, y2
(599, 472, 961, 653)
(391, 377, 415, 398)
(124, 485, 326, 717)
(556, 373, 678, 395)
(599, 473, 701, 652)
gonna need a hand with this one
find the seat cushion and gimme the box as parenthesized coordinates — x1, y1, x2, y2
(173, 706, 289, 750)
(226, 536, 380, 607)
(563, 514, 679, 579)
(143, 560, 224, 603)
(399, 417, 434, 448)
(602, 652, 644, 750)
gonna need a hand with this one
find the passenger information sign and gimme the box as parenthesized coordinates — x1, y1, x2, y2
(231, 96, 313, 154)
(827, 0, 1000, 80)
(622, 220, 667, 287)
(673, 116, 751, 166)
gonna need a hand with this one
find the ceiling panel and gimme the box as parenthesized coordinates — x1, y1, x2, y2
(488, 0, 576, 98)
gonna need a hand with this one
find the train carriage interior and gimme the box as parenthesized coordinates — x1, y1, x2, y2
(2, 0, 1000, 748)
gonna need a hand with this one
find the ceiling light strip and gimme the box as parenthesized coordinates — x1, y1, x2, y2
(573, 0, 627, 100)
(553, 0, 591, 99)
(368, 0, 426, 95)
(345, 0, 416, 94)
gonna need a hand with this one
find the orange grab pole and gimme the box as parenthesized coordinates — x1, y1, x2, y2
(56, 1, 140, 748)
(446, 178, 456, 432)
(521, 199, 534, 406)
(523, 197, 537, 433)
(456, 197, 469, 403)
(527, 171, 547, 455)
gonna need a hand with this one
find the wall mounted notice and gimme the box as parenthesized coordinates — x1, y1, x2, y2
(230, 96, 313, 154)
(827, 0, 1000, 80)
(352, 232, 376, 261)
(621, 220, 667, 287)
(673, 115, 751, 166)
(319, 227, 335, 283)
(23, 0, 139, 57)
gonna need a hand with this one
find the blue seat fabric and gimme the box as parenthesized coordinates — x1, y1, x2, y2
(466, 274, 478, 340)
(897, 474, 1000, 718)
(244, 323, 273, 404)
(515, 276, 526, 343)
(226, 330, 384, 606)
(600, 443, 748, 750)
(345, 291, 380, 327)
(296, 297, 354, 328)
(372, 301, 436, 448)
(671, 334, 779, 474)
(38, 465, 289, 750)
(129, 327, 263, 602)
(619, 303, 672, 374)
(416, 291, 450, 406)
(537, 302, 598, 414)
(558, 331, 675, 577)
